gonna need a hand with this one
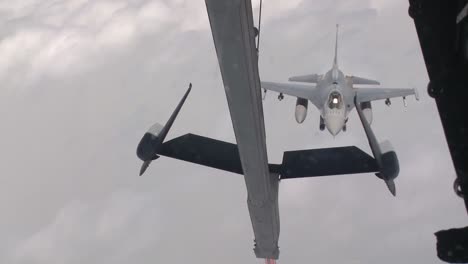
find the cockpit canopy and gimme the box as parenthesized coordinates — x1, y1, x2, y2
(328, 91, 343, 109)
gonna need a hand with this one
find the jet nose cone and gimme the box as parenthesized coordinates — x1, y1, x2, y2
(326, 116, 344, 136)
(329, 126, 341, 136)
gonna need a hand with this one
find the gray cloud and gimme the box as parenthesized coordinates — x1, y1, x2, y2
(0, 0, 466, 263)
(11, 191, 161, 264)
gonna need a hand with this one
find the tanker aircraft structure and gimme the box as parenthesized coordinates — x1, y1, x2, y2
(135, 0, 414, 262)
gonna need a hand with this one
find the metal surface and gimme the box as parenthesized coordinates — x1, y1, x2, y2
(355, 96, 399, 196)
(279, 146, 378, 179)
(261, 26, 417, 137)
(137, 84, 192, 175)
(409, 0, 468, 212)
(205, 0, 280, 259)
(158, 133, 381, 179)
(161, 134, 244, 175)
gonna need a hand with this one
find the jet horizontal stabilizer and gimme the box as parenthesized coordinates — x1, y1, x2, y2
(348, 75, 380, 85)
(288, 74, 321, 83)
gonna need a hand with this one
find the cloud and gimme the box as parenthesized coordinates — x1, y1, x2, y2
(0, 0, 466, 264)
(0, 0, 209, 90)
(10, 191, 160, 264)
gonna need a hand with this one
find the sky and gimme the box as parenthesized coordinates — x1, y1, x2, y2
(0, 0, 466, 263)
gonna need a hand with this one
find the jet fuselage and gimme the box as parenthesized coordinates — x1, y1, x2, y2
(315, 67, 356, 136)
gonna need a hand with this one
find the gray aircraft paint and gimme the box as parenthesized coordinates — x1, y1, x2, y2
(354, 95, 399, 196)
(261, 25, 418, 136)
(261, 25, 415, 196)
(205, 0, 280, 260)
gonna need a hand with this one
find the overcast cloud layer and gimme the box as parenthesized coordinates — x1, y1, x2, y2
(0, 0, 466, 263)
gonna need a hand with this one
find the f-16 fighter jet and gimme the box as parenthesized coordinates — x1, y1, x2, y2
(261, 25, 419, 136)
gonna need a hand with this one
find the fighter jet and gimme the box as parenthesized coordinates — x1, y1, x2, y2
(261, 25, 419, 136)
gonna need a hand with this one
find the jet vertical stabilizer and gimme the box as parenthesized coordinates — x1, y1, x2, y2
(333, 24, 339, 69)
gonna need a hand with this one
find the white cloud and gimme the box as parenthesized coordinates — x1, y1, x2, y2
(252, 0, 303, 18)
(137, 1, 173, 30)
(11, 191, 160, 264)
(0, 0, 208, 88)
(0, 0, 466, 263)
(369, 0, 401, 10)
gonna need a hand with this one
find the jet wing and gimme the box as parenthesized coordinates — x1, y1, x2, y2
(261, 81, 321, 108)
(356, 87, 418, 102)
